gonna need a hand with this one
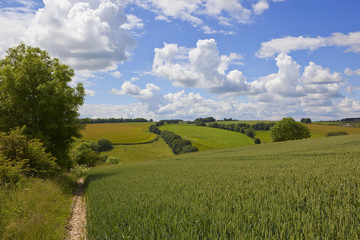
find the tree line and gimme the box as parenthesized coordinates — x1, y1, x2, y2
(79, 118, 151, 124)
(149, 125, 198, 154)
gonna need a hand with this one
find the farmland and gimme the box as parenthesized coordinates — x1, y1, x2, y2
(86, 134, 360, 239)
(81, 123, 157, 144)
(159, 124, 254, 151)
(100, 138, 174, 163)
(307, 124, 360, 138)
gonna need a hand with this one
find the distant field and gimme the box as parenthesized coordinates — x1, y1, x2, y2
(86, 135, 360, 239)
(159, 124, 254, 151)
(81, 123, 157, 144)
(314, 121, 360, 127)
(213, 120, 275, 125)
(101, 138, 174, 164)
(307, 124, 360, 138)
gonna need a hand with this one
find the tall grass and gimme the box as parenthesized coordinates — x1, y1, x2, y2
(86, 135, 360, 239)
(0, 174, 76, 239)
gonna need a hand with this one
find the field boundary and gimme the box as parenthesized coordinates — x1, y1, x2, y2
(81, 135, 160, 145)
(112, 135, 160, 145)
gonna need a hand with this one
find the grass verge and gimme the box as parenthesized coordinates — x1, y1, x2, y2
(0, 174, 77, 240)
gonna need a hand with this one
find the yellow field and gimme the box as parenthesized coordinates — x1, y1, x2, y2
(307, 124, 360, 138)
(81, 123, 157, 144)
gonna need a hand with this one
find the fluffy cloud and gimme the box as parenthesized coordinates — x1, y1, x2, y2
(27, 0, 135, 71)
(344, 68, 360, 76)
(0, 1, 37, 55)
(132, 0, 284, 29)
(120, 14, 144, 30)
(0, 0, 136, 72)
(152, 39, 347, 103)
(152, 39, 253, 94)
(256, 36, 327, 58)
(252, 0, 269, 15)
(86, 82, 360, 120)
(112, 81, 168, 110)
(257, 31, 360, 58)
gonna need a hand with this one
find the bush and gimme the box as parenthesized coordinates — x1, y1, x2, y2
(72, 143, 100, 167)
(100, 155, 108, 163)
(182, 145, 198, 153)
(245, 128, 256, 138)
(0, 155, 23, 186)
(89, 142, 100, 152)
(97, 138, 113, 152)
(254, 138, 261, 144)
(270, 117, 311, 142)
(106, 157, 120, 164)
(326, 131, 349, 137)
(70, 165, 90, 178)
(0, 127, 57, 182)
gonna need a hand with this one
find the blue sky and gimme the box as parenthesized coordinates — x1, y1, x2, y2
(1, 0, 359, 120)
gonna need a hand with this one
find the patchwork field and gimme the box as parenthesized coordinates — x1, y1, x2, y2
(159, 124, 254, 151)
(86, 134, 360, 239)
(81, 123, 157, 144)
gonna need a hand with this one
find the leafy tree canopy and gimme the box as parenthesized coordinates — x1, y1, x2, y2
(270, 117, 311, 142)
(0, 43, 85, 169)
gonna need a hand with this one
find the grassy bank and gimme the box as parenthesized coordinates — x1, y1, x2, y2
(0, 174, 77, 240)
(86, 135, 360, 239)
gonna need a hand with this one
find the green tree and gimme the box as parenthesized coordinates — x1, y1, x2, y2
(97, 138, 113, 152)
(0, 43, 85, 169)
(270, 117, 311, 142)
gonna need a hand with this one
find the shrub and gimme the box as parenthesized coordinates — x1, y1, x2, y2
(182, 145, 198, 153)
(70, 165, 90, 178)
(106, 157, 120, 164)
(326, 131, 349, 137)
(72, 143, 100, 167)
(0, 127, 57, 181)
(0, 155, 23, 186)
(245, 128, 256, 138)
(97, 138, 113, 152)
(89, 142, 100, 152)
(254, 138, 261, 144)
(100, 155, 108, 163)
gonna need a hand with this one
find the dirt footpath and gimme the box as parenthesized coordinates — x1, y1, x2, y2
(66, 177, 87, 240)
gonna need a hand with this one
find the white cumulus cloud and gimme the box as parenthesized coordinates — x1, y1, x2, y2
(152, 39, 253, 94)
(120, 14, 144, 30)
(257, 31, 360, 58)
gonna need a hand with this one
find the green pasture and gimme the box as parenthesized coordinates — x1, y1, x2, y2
(159, 124, 254, 151)
(101, 138, 174, 164)
(81, 123, 157, 144)
(86, 135, 360, 239)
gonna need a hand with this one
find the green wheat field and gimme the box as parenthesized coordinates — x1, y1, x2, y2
(85, 134, 360, 239)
